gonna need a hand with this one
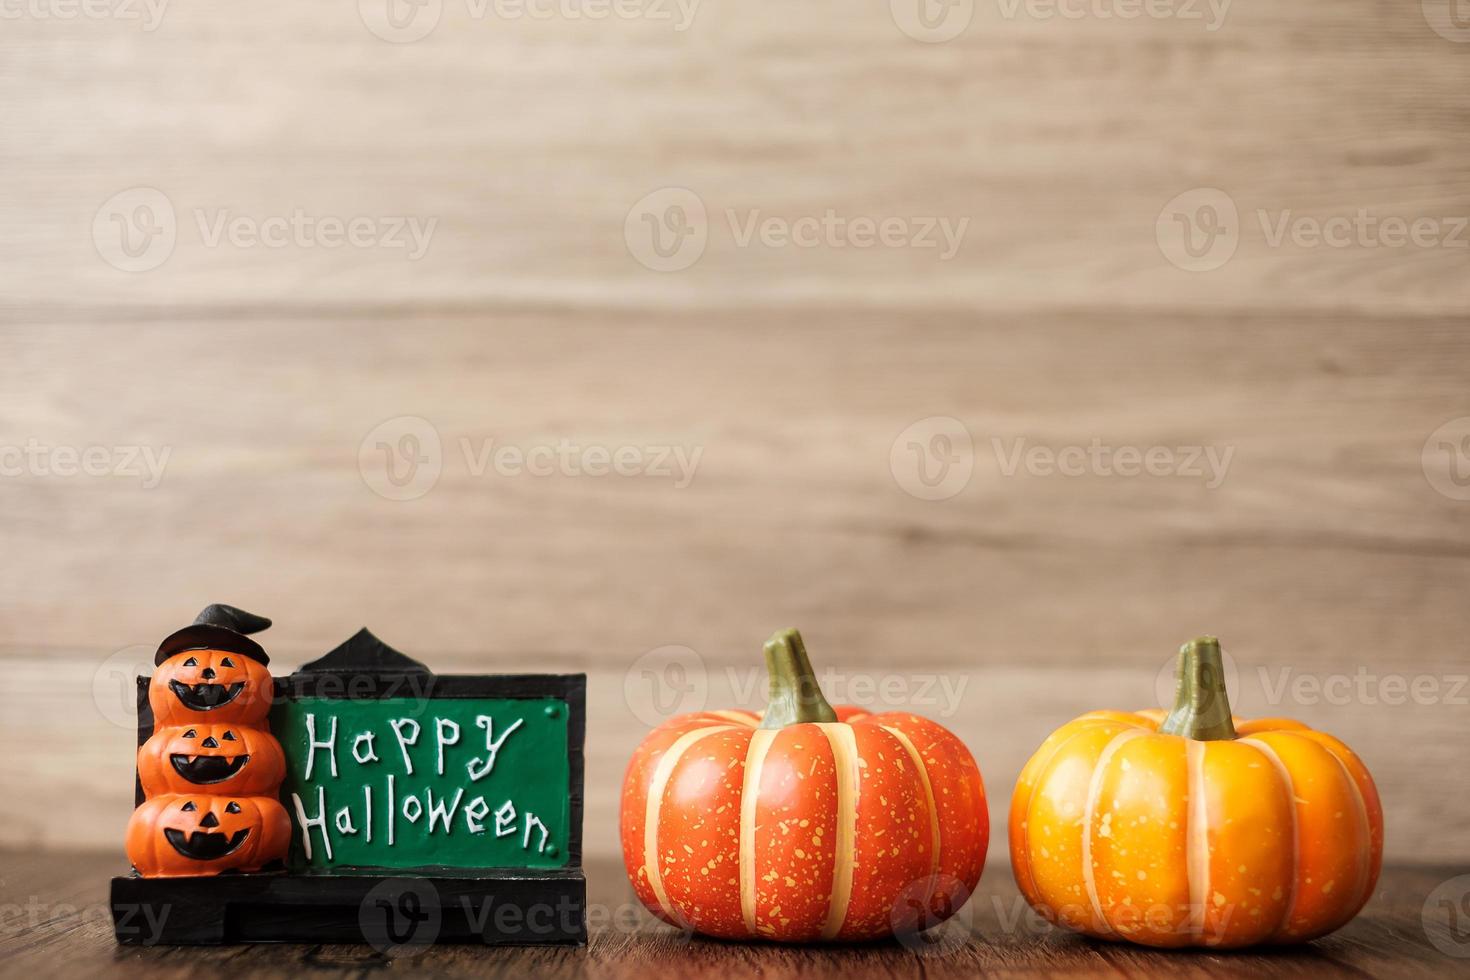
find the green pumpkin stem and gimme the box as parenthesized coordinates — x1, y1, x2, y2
(1159, 635, 1237, 741)
(759, 628, 838, 730)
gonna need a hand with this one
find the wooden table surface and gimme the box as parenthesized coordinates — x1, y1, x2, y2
(3, 851, 1466, 978)
(4, 0, 1470, 873)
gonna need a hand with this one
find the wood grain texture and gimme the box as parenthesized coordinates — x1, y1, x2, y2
(1, 0, 1467, 877)
(1, 850, 1465, 977)
(1, 1, 1468, 317)
(2, 314, 1467, 663)
(1, 312, 1468, 862)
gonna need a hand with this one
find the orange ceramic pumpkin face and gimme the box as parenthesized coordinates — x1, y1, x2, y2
(620, 631, 987, 942)
(1009, 638, 1383, 949)
(137, 723, 286, 798)
(149, 649, 273, 728)
(125, 794, 291, 877)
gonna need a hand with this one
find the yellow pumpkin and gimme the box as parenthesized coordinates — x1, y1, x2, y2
(1009, 637, 1382, 948)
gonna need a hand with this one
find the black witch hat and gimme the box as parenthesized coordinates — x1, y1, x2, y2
(155, 604, 273, 666)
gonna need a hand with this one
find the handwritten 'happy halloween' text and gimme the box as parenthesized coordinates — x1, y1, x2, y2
(288, 712, 552, 862)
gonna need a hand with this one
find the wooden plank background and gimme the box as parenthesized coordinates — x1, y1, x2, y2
(1, 0, 1467, 868)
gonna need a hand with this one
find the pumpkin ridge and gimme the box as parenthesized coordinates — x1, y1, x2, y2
(1237, 736, 1299, 940)
(1248, 728, 1375, 942)
(881, 724, 941, 879)
(1013, 717, 1131, 914)
(1289, 729, 1384, 899)
(1081, 728, 1146, 937)
(643, 723, 737, 926)
(1319, 745, 1374, 919)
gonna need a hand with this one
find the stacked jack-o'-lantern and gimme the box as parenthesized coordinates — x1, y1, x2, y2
(126, 605, 291, 877)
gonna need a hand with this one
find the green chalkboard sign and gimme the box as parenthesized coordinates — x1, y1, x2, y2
(269, 630, 586, 874)
(271, 696, 571, 871)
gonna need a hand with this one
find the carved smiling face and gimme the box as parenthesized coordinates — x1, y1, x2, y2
(138, 724, 286, 797)
(149, 649, 273, 727)
(125, 794, 291, 878)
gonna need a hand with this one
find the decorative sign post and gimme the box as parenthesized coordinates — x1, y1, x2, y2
(113, 609, 586, 946)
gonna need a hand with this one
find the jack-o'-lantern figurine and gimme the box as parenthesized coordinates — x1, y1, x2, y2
(127, 604, 290, 877)
(126, 794, 292, 878)
(138, 723, 287, 798)
(149, 605, 275, 728)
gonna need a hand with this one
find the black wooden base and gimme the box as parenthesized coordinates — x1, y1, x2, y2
(111, 868, 586, 946)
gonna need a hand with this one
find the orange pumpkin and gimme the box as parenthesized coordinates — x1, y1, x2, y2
(138, 723, 286, 798)
(621, 628, 987, 942)
(149, 649, 273, 729)
(126, 794, 291, 878)
(1009, 636, 1383, 948)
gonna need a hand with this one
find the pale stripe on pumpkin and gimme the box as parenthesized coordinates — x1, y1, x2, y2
(818, 722, 860, 940)
(1185, 739, 1211, 943)
(738, 728, 777, 933)
(710, 710, 760, 727)
(1081, 728, 1145, 936)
